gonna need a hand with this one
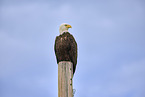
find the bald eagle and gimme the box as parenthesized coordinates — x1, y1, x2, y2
(54, 23, 77, 75)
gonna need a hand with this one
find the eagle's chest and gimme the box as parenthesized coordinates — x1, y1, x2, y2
(59, 36, 70, 50)
(60, 36, 68, 44)
(60, 36, 67, 42)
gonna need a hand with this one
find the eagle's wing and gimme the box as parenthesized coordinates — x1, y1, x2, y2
(54, 36, 60, 63)
(68, 33, 77, 74)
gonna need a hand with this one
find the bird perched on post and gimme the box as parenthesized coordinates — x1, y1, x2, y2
(54, 23, 77, 75)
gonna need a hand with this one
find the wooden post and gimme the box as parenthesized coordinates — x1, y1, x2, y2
(58, 61, 73, 97)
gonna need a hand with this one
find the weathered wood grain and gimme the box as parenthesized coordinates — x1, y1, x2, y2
(58, 61, 73, 97)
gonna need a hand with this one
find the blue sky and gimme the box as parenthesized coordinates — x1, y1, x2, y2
(0, 0, 145, 97)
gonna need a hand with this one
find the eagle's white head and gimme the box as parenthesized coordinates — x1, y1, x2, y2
(59, 23, 72, 35)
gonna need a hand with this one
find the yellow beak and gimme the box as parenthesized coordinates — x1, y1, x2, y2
(66, 25, 72, 28)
